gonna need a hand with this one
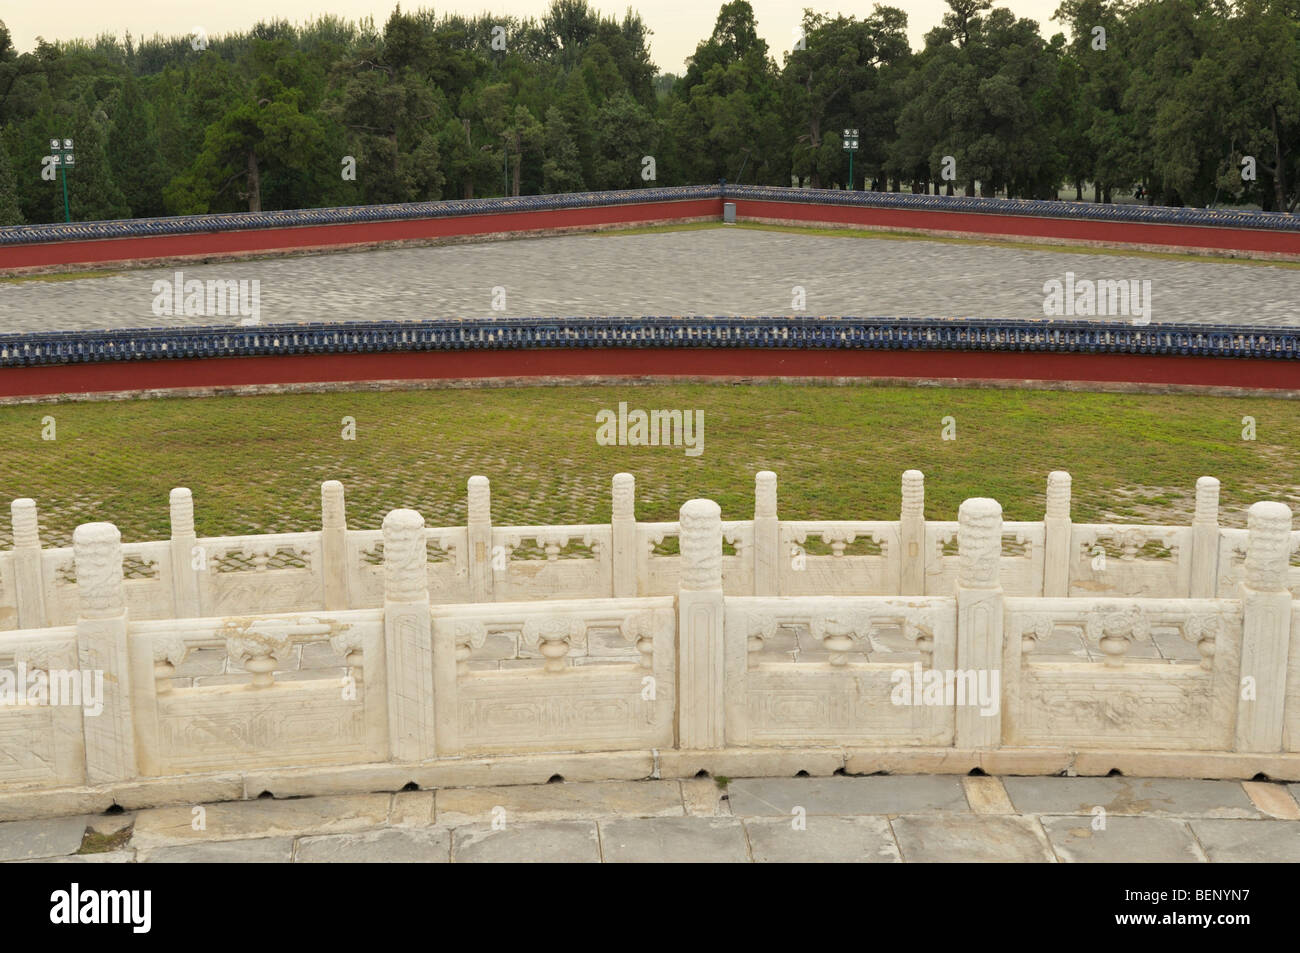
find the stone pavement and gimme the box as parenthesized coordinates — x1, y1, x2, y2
(5, 774, 1300, 862)
(0, 229, 1295, 333)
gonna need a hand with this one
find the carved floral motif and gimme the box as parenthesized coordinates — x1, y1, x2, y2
(522, 617, 585, 673)
(1084, 606, 1151, 667)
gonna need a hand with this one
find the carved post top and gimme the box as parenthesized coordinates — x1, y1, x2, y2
(1045, 471, 1072, 521)
(10, 498, 39, 549)
(957, 497, 1003, 590)
(321, 480, 346, 529)
(755, 471, 777, 520)
(467, 475, 491, 525)
(612, 472, 635, 522)
(1194, 477, 1220, 525)
(73, 522, 125, 618)
(382, 508, 428, 603)
(169, 487, 195, 538)
(901, 470, 924, 519)
(1245, 501, 1293, 592)
(679, 498, 722, 592)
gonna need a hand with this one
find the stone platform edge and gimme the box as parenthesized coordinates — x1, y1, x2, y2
(3, 747, 1299, 822)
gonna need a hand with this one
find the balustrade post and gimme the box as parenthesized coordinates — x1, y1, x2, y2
(1043, 471, 1072, 597)
(321, 481, 349, 610)
(1236, 501, 1293, 752)
(11, 498, 47, 628)
(612, 473, 637, 598)
(900, 470, 925, 595)
(955, 498, 1004, 749)
(753, 471, 779, 596)
(169, 488, 202, 618)
(382, 508, 436, 761)
(74, 522, 136, 782)
(677, 499, 725, 749)
(467, 476, 493, 603)
(1190, 477, 1220, 599)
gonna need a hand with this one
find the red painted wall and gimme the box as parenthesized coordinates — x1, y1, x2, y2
(0, 199, 721, 270)
(5, 193, 1299, 271)
(734, 199, 1300, 256)
(2, 348, 1296, 399)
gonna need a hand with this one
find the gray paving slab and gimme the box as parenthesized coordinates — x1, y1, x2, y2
(599, 816, 750, 863)
(1, 229, 1292, 334)
(137, 837, 294, 863)
(19, 850, 135, 863)
(1041, 815, 1204, 863)
(1188, 819, 1300, 862)
(1002, 777, 1260, 818)
(0, 815, 87, 861)
(743, 815, 901, 863)
(726, 775, 968, 816)
(892, 814, 1057, 862)
(451, 821, 600, 863)
(435, 780, 684, 825)
(295, 828, 451, 862)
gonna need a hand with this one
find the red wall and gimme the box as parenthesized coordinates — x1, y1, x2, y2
(0, 199, 721, 270)
(5, 193, 1299, 271)
(734, 199, 1300, 256)
(2, 347, 1296, 399)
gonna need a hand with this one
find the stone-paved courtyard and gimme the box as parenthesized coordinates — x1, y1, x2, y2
(1, 228, 1297, 332)
(7, 775, 1300, 862)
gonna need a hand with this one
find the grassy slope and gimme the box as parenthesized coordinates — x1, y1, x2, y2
(0, 384, 1293, 546)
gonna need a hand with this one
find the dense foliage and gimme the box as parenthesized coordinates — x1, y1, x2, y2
(0, 0, 1297, 224)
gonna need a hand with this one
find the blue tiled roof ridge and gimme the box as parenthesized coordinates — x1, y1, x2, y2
(0, 316, 1293, 367)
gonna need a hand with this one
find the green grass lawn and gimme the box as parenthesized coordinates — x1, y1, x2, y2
(610, 221, 1300, 269)
(0, 384, 1294, 547)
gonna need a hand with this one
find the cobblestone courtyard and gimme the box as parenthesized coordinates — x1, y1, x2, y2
(2, 228, 1296, 332)
(7, 774, 1300, 862)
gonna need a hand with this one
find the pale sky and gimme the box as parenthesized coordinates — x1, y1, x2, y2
(5, 0, 1072, 73)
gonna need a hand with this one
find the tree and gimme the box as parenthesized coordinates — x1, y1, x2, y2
(542, 105, 584, 192)
(591, 90, 658, 189)
(0, 135, 22, 224)
(107, 73, 166, 216)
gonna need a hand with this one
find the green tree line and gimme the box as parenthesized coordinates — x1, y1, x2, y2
(0, 0, 1296, 225)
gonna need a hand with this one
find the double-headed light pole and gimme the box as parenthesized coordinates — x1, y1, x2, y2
(842, 128, 859, 191)
(49, 138, 75, 222)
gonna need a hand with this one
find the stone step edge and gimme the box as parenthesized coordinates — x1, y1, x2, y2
(3, 746, 1299, 822)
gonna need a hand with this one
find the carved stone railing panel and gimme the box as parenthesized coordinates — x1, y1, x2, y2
(493, 525, 612, 601)
(0, 552, 16, 632)
(431, 597, 675, 756)
(127, 610, 385, 776)
(1003, 597, 1240, 751)
(637, 522, 682, 596)
(196, 533, 324, 617)
(0, 627, 85, 787)
(779, 521, 900, 597)
(723, 595, 958, 747)
(1069, 525, 1192, 598)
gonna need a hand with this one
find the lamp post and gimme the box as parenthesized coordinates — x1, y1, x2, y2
(49, 138, 75, 222)
(842, 128, 859, 191)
